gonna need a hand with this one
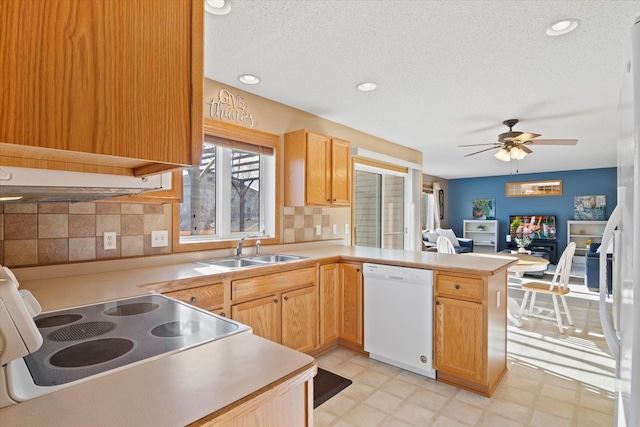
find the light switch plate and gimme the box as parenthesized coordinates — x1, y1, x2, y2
(103, 232, 117, 250)
(151, 230, 169, 247)
(316, 225, 322, 236)
(332, 224, 338, 235)
(344, 224, 350, 234)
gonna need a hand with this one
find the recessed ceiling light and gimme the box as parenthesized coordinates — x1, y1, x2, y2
(204, 0, 231, 16)
(546, 19, 580, 36)
(356, 82, 377, 92)
(238, 74, 260, 85)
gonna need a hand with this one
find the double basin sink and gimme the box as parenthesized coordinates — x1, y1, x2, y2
(196, 254, 304, 269)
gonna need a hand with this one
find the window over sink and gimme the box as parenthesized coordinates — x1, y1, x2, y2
(173, 119, 280, 251)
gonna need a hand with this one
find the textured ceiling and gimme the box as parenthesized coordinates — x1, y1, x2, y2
(204, 0, 639, 179)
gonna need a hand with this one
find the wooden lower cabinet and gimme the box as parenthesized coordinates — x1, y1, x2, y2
(319, 263, 340, 346)
(281, 286, 317, 353)
(232, 295, 280, 343)
(434, 297, 483, 382)
(433, 272, 507, 397)
(231, 267, 317, 353)
(338, 263, 363, 348)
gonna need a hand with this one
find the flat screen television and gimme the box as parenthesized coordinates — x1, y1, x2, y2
(509, 215, 557, 240)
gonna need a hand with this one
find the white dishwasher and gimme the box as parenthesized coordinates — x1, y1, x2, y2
(363, 263, 436, 379)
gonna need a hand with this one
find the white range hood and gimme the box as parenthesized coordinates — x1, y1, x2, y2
(0, 166, 170, 203)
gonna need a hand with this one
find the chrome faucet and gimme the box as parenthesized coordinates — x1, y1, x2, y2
(255, 240, 261, 256)
(235, 237, 248, 258)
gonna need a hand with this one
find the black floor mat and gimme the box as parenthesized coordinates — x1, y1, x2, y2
(313, 368, 352, 408)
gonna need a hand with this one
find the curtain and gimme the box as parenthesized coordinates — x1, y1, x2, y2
(432, 182, 442, 229)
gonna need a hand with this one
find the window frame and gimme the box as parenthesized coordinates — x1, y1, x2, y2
(172, 119, 280, 252)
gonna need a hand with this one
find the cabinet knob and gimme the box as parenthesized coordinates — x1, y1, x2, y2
(190, 296, 198, 303)
(455, 284, 460, 290)
(436, 300, 440, 305)
(284, 296, 289, 301)
(356, 269, 360, 272)
(219, 312, 226, 317)
(326, 198, 331, 202)
(274, 298, 279, 304)
(333, 198, 336, 201)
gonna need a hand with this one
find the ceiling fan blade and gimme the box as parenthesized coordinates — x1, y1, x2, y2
(528, 139, 578, 146)
(458, 143, 500, 147)
(512, 132, 541, 142)
(520, 145, 533, 154)
(464, 146, 499, 157)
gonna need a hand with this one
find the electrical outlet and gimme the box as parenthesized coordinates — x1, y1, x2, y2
(316, 225, 322, 236)
(506, 234, 511, 242)
(344, 224, 350, 234)
(103, 231, 117, 250)
(151, 230, 169, 247)
(332, 224, 337, 235)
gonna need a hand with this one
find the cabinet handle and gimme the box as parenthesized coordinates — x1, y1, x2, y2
(190, 296, 198, 303)
(436, 300, 440, 305)
(274, 298, 279, 304)
(219, 312, 226, 317)
(326, 198, 331, 202)
(284, 296, 289, 301)
(455, 284, 460, 290)
(333, 198, 336, 201)
(356, 269, 360, 272)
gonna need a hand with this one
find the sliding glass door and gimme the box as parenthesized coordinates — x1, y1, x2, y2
(354, 167, 405, 249)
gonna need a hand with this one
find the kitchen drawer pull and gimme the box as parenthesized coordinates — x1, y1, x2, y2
(455, 284, 460, 290)
(274, 298, 279, 304)
(436, 300, 441, 305)
(190, 296, 198, 303)
(284, 296, 289, 301)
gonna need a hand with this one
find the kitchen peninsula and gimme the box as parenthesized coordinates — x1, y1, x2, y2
(0, 244, 515, 426)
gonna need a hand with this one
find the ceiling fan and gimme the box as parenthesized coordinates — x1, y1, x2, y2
(460, 119, 578, 161)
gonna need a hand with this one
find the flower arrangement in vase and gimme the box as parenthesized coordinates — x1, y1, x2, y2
(514, 235, 532, 253)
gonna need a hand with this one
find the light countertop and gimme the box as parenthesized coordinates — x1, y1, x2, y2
(1, 245, 515, 426)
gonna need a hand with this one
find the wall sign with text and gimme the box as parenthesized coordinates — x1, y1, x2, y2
(207, 89, 256, 128)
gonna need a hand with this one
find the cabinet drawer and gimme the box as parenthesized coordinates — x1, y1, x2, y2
(436, 275, 483, 302)
(165, 283, 224, 310)
(232, 267, 316, 301)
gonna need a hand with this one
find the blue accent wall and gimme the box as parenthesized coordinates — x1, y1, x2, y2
(448, 168, 617, 253)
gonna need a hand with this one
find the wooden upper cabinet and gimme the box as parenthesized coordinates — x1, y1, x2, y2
(0, 0, 203, 177)
(284, 130, 351, 207)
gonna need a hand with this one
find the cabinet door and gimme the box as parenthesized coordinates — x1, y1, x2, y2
(319, 264, 340, 346)
(305, 132, 331, 205)
(0, 0, 202, 175)
(339, 263, 363, 345)
(232, 295, 280, 343)
(434, 296, 484, 382)
(282, 286, 317, 353)
(330, 138, 351, 206)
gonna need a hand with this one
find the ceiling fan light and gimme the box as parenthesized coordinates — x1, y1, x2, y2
(495, 148, 511, 162)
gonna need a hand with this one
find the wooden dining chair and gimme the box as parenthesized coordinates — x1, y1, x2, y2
(518, 242, 576, 333)
(436, 236, 457, 254)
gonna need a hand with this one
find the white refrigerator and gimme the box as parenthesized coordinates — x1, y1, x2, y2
(599, 16, 640, 427)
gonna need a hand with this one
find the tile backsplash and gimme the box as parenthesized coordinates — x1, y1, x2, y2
(283, 206, 331, 243)
(0, 203, 172, 267)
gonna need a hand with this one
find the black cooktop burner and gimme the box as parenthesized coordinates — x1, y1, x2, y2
(104, 302, 159, 316)
(49, 338, 134, 368)
(49, 321, 116, 341)
(23, 295, 245, 387)
(151, 320, 200, 338)
(35, 314, 83, 328)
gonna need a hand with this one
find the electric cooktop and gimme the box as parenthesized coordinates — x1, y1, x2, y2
(22, 294, 247, 387)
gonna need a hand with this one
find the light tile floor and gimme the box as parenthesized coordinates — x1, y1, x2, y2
(314, 274, 615, 427)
